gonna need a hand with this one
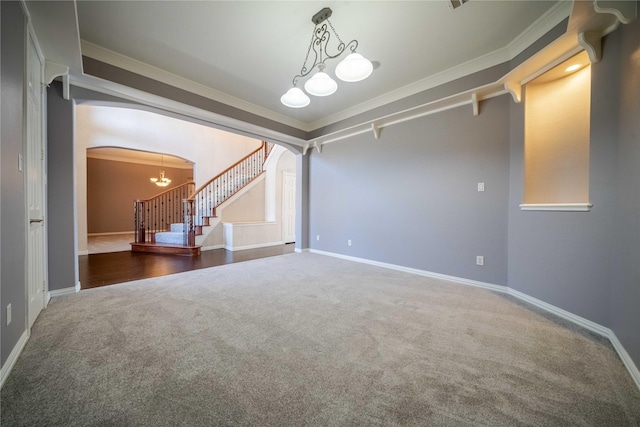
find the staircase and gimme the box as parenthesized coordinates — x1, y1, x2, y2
(131, 142, 274, 255)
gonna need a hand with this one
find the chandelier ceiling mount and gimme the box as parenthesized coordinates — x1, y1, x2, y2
(281, 7, 373, 108)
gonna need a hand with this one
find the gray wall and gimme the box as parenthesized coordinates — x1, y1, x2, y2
(307, 14, 640, 372)
(610, 14, 640, 369)
(309, 96, 510, 286)
(1, 1, 27, 366)
(47, 83, 77, 292)
(87, 158, 193, 233)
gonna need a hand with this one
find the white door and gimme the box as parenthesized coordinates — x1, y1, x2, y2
(282, 172, 296, 243)
(26, 31, 46, 328)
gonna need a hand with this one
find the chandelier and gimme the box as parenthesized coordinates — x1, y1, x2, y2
(280, 7, 373, 108)
(150, 154, 171, 187)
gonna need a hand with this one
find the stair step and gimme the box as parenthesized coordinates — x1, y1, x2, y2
(170, 223, 185, 232)
(155, 231, 184, 245)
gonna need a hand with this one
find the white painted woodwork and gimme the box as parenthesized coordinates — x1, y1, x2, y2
(282, 172, 296, 244)
(26, 30, 47, 328)
(73, 1, 569, 129)
(578, 31, 603, 63)
(519, 203, 593, 212)
(222, 222, 281, 251)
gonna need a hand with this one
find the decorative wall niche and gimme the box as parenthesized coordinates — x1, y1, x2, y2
(522, 51, 593, 211)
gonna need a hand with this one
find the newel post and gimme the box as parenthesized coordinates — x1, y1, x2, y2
(134, 200, 146, 243)
(183, 199, 196, 246)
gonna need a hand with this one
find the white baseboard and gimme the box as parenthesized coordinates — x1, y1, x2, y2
(48, 284, 80, 299)
(225, 241, 284, 252)
(608, 333, 640, 390)
(201, 244, 224, 252)
(309, 249, 507, 293)
(507, 288, 611, 337)
(295, 247, 309, 253)
(1, 329, 29, 389)
(308, 249, 640, 391)
(88, 231, 134, 236)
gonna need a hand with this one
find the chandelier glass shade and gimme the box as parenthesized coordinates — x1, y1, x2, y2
(281, 7, 373, 108)
(280, 86, 310, 108)
(150, 154, 171, 187)
(334, 53, 373, 82)
(304, 64, 338, 97)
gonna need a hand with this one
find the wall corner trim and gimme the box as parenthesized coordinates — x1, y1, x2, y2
(1, 330, 30, 389)
(48, 285, 80, 299)
(307, 249, 640, 391)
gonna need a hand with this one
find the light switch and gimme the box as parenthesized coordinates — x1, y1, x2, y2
(477, 182, 485, 192)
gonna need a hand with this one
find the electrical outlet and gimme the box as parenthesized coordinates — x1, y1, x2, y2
(6, 303, 12, 326)
(348, 239, 352, 246)
(316, 235, 320, 241)
(476, 256, 484, 266)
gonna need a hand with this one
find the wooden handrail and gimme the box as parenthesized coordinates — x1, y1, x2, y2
(188, 141, 267, 199)
(137, 181, 195, 203)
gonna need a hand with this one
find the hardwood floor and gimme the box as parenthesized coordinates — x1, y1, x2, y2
(79, 244, 296, 289)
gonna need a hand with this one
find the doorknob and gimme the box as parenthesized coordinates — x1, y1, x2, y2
(30, 218, 44, 223)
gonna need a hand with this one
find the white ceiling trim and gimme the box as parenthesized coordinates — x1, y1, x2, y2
(81, 41, 310, 131)
(505, 0, 572, 58)
(69, 72, 307, 151)
(307, 0, 571, 131)
(310, 82, 509, 151)
(87, 151, 194, 169)
(80, 1, 570, 134)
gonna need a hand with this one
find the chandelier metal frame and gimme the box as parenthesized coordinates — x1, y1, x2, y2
(290, 7, 359, 87)
(280, 7, 373, 108)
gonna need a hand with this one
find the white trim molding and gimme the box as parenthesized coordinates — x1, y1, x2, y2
(48, 284, 80, 300)
(308, 249, 640, 391)
(87, 231, 135, 237)
(224, 241, 285, 252)
(520, 203, 593, 212)
(201, 244, 225, 252)
(1, 330, 29, 389)
(68, 72, 307, 151)
(309, 249, 507, 294)
(81, 41, 309, 132)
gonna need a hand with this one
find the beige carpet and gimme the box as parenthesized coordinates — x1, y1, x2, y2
(2, 253, 639, 426)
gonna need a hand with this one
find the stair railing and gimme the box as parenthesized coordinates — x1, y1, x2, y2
(183, 141, 273, 243)
(134, 181, 196, 244)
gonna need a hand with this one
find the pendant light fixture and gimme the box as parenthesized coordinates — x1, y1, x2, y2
(280, 7, 373, 108)
(150, 153, 171, 187)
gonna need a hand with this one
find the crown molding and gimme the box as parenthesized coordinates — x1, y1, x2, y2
(68, 72, 307, 151)
(80, 41, 310, 132)
(80, 2, 571, 134)
(307, 0, 572, 131)
(86, 151, 194, 169)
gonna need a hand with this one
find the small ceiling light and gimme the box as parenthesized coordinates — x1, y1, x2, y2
(565, 64, 581, 73)
(304, 63, 338, 96)
(281, 7, 373, 108)
(150, 154, 172, 187)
